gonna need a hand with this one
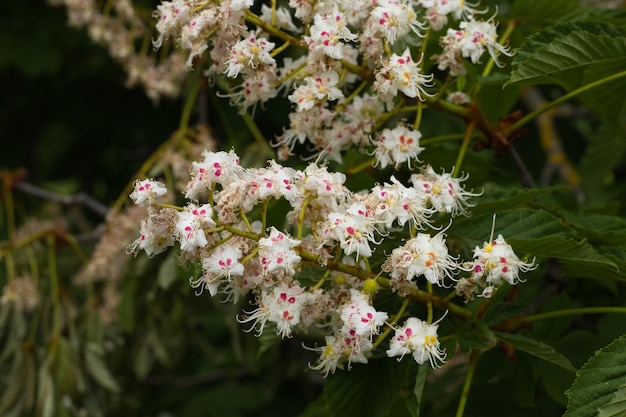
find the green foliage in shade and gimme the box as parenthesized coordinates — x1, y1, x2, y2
(405, 363, 429, 417)
(506, 21, 626, 125)
(511, 0, 592, 27)
(323, 359, 406, 417)
(563, 333, 626, 417)
(494, 331, 577, 373)
(84, 343, 121, 393)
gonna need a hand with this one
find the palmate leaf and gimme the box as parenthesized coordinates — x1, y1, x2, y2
(506, 21, 626, 124)
(563, 334, 626, 417)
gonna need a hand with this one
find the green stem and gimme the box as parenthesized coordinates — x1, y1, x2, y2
(311, 268, 332, 290)
(47, 234, 62, 335)
(455, 349, 480, 417)
(261, 198, 270, 232)
(505, 70, 626, 137)
(426, 281, 433, 324)
(179, 73, 201, 133)
(452, 120, 476, 177)
(345, 158, 375, 175)
(241, 111, 275, 158)
(297, 250, 472, 320)
(245, 11, 305, 48)
(519, 306, 626, 323)
(373, 297, 410, 349)
(421, 133, 470, 146)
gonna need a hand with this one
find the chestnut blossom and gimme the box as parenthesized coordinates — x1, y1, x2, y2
(371, 124, 425, 169)
(130, 179, 168, 208)
(224, 67, 279, 112)
(464, 233, 536, 288)
(224, 32, 276, 78)
(288, 71, 344, 112)
(259, 4, 301, 33)
(435, 16, 513, 75)
(418, 0, 485, 30)
(366, 0, 426, 44)
(128, 208, 177, 257)
(340, 289, 388, 338)
(238, 283, 318, 337)
(258, 227, 302, 276)
(386, 317, 446, 367)
(175, 203, 216, 252)
(327, 203, 379, 258)
(409, 165, 481, 216)
(179, 9, 218, 67)
(153, 0, 191, 48)
(383, 232, 458, 288)
(373, 48, 434, 109)
(305, 7, 357, 60)
(190, 243, 245, 296)
(308, 332, 373, 376)
(185, 149, 243, 198)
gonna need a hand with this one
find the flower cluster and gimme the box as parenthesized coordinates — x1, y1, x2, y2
(116, 0, 532, 377)
(457, 229, 537, 300)
(127, 149, 535, 375)
(149, 0, 513, 165)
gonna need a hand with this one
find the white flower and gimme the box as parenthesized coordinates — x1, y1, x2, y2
(224, 32, 276, 78)
(409, 165, 481, 216)
(373, 48, 434, 109)
(328, 203, 379, 258)
(129, 178, 168, 207)
(367, 0, 425, 44)
(372, 125, 425, 169)
(386, 317, 446, 367)
(305, 7, 357, 59)
(258, 227, 302, 276)
(175, 204, 216, 252)
(128, 209, 176, 257)
(289, 71, 344, 112)
(238, 283, 318, 338)
(340, 289, 388, 338)
(259, 4, 300, 33)
(383, 232, 458, 287)
(466, 233, 536, 287)
(185, 149, 243, 198)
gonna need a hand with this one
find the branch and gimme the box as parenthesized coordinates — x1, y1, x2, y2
(14, 181, 109, 217)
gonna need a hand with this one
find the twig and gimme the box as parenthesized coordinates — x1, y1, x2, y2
(14, 181, 109, 217)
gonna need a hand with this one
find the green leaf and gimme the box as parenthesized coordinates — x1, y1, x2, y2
(84, 343, 120, 393)
(494, 331, 577, 373)
(508, 21, 626, 87)
(325, 359, 405, 417)
(563, 333, 626, 417)
(512, 0, 591, 27)
(157, 251, 179, 290)
(405, 363, 429, 417)
(412, 364, 428, 417)
(468, 184, 560, 217)
(482, 303, 529, 327)
(564, 212, 626, 247)
(506, 21, 626, 124)
(598, 384, 626, 417)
